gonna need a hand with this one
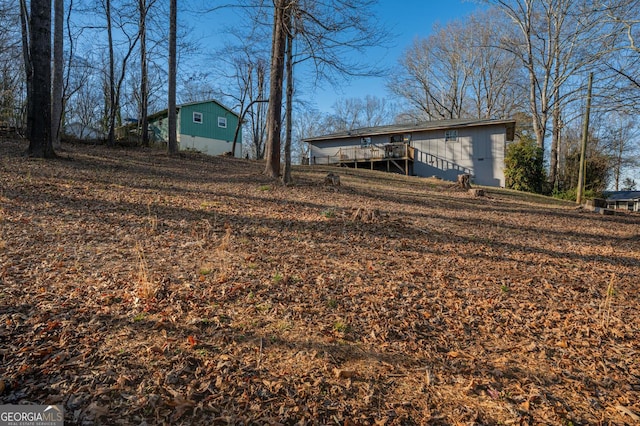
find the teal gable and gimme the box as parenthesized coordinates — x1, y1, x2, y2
(148, 100, 242, 157)
(179, 101, 239, 141)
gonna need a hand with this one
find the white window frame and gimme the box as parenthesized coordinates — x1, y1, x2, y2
(445, 129, 458, 142)
(193, 112, 203, 124)
(217, 116, 227, 128)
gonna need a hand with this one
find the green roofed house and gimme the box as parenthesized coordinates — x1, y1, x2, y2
(147, 100, 242, 157)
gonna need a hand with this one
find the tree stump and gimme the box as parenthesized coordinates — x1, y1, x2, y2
(324, 172, 341, 186)
(457, 174, 471, 190)
(469, 188, 485, 197)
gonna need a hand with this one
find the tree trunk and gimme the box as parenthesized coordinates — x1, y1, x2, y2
(106, 0, 116, 146)
(457, 173, 471, 189)
(52, 0, 64, 150)
(167, 0, 178, 154)
(19, 0, 32, 137)
(28, 0, 54, 158)
(253, 63, 267, 159)
(282, 5, 293, 185)
(264, 0, 287, 178)
(550, 95, 561, 190)
(139, 0, 149, 146)
(549, 9, 562, 191)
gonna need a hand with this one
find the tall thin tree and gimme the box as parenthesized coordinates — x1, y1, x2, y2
(282, 2, 294, 184)
(52, 0, 64, 150)
(167, 0, 177, 154)
(28, 0, 54, 157)
(105, 0, 116, 145)
(138, 0, 149, 146)
(264, 0, 287, 178)
(19, 0, 32, 138)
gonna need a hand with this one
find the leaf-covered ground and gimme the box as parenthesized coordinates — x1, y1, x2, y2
(1, 136, 639, 425)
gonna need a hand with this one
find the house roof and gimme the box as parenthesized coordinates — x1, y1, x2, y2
(605, 191, 640, 201)
(147, 99, 239, 122)
(303, 118, 516, 143)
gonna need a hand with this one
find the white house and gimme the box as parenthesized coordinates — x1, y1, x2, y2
(303, 118, 516, 187)
(605, 191, 640, 212)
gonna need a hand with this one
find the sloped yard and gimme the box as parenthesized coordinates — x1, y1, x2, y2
(1, 136, 639, 425)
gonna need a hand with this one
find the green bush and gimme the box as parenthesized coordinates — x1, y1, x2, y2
(504, 137, 547, 194)
(552, 187, 600, 201)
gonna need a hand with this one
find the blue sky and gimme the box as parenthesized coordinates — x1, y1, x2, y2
(306, 0, 488, 112)
(192, 0, 486, 113)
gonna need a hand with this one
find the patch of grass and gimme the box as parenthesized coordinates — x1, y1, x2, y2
(326, 299, 338, 309)
(321, 209, 336, 219)
(258, 184, 271, 191)
(333, 320, 349, 333)
(275, 320, 292, 332)
(500, 284, 510, 293)
(272, 272, 284, 284)
(146, 202, 158, 232)
(256, 303, 271, 313)
(199, 267, 212, 276)
(599, 274, 616, 329)
(135, 243, 157, 300)
(217, 224, 232, 252)
(133, 312, 146, 322)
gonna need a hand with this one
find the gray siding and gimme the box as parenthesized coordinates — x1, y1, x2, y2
(309, 124, 507, 187)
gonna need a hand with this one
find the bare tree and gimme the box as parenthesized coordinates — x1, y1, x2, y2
(0, 1, 25, 130)
(100, 0, 140, 145)
(19, 0, 32, 136)
(282, 3, 294, 184)
(328, 95, 396, 131)
(52, 0, 64, 150)
(264, 0, 287, 178)
(596, 0, 640, 112)
(210, 40, 270, 157)
(263, 0, 387, 178)
(167, 0, 177, 154)
(485, 0, 604, 188)
(27, 0, 54, 157)
(388, 31, 471, 121)
(292, 106, 325, 163)
(465, 11, 526, 119)
(603, 112, 639, 190)
(138, 0, 149, 146)
(388, 12, 525, 122)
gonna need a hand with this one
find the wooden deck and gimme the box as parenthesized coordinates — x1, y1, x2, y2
(312, 143, 414, 175)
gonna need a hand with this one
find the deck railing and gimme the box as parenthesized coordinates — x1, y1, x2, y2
(312, 143, 413, 165)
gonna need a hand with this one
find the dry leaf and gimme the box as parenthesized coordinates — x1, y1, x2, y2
(334, 369, 357, 379)
(616, 405, 640, 421)
(2, 139, 639, 425)
(187, 335, 197, 348)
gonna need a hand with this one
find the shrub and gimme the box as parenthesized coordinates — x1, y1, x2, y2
(504, 137, 547, 194)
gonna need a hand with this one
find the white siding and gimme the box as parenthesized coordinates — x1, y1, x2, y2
(178, 134, 241, 157)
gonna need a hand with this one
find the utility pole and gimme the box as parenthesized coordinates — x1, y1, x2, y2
(576, 72, 593, 205)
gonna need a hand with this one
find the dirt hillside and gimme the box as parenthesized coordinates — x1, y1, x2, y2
(1, 137, 639, 425)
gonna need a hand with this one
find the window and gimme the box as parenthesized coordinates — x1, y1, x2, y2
(217, 116, 227, 128)
(360, 137, 371, 147)
(445, 129, 458, 142)
(193, 112, 203, 124)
